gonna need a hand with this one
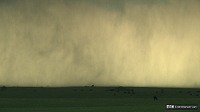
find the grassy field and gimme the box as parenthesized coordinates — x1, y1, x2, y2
(0, 87, 199, 112)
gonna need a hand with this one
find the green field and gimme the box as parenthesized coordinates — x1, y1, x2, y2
(0, 87, 199, 112)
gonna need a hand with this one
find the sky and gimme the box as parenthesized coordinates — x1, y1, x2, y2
(0, 0, 200, 87)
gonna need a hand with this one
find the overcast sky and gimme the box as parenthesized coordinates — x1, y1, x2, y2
(0, 0, 200, 87)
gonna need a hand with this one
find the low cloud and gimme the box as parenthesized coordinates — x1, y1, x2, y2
(0, 0, 200, 87)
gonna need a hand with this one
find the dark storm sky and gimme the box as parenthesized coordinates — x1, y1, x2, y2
(0, 0, 200, 87)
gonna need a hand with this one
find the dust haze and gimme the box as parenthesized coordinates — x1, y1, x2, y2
(0, 0, 200, 87)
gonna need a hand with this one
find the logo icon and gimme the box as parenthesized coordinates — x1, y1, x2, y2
(166, 105, 174, 109)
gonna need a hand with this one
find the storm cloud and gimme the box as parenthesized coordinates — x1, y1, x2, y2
(0, 0, 200, 87)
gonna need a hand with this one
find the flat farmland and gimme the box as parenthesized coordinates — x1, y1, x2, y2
(0, 87, 199, 112)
